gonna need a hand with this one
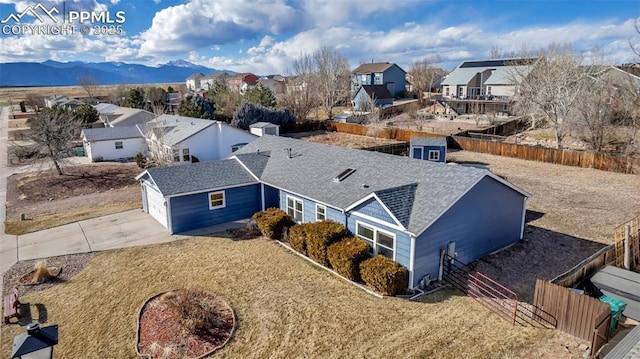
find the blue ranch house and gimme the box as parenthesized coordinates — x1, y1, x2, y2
(137, 136, 530, 289)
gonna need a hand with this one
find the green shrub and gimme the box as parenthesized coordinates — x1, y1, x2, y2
(252, 207, 293, 240)
(135, 152, 146, 169)
(327, 237, 370, 281)
(359, 255, 408, 296)
(289, 223, 313, 255)
(305, 221, 348, 266)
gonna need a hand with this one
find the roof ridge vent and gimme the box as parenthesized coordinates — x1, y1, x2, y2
(333, 168, 355, 183)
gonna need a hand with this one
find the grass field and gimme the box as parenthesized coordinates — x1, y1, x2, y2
(0, 235, 550, 359)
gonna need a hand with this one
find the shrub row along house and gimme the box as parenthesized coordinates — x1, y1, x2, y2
(82, 115, 257, 163)
(137, 135, 530, 289)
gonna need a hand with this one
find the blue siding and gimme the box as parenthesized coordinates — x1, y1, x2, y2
(264, 185, 279, 209)
(410, 145, 446, 162)
(382, 64, 407, 97)
(412, 176, 525, 287)
(170, 184, 261, 233)
(346, 213, 411, 269)
(279, 190, 343, 223)
(351, 198, 396, 225)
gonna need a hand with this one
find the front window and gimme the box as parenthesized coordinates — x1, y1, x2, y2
(374, 73, 382, 84)
(209, 191, 225, 209)
(445, 87, 450, 96)
(428, 150, 440, 161)
(182, 148, 190, 162)
(361, 74, 367, 83)
(487, 86, 492, 95)
(316, 204, 326, 221)
(356, 222, 395, 259)
(173, 148, 180, 162)
(115, 141, 123, 149)
(287, 196, 303, 222)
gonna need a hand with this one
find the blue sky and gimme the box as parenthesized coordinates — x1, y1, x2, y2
(1, 0, 639, 74)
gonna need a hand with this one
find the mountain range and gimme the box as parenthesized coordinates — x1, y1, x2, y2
(0, 60, 231, 87)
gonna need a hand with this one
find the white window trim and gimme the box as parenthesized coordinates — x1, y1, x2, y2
(428, 150, 440, 161)
(182, 148, 190, 162)
(208, 191, 226, 210)
(115, 141, 123, 149)
(286, 195, 304, 223)
(316, 204, 326, 222)
(355, 220, 396, 261)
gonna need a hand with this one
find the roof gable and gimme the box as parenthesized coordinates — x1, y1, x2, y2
(353, 62, 404, 74)
(359, 85, 393, 100)
(142, 115, 216, 145)
(140, 159, 257, 196)
(82, 125, 143, 142)
(410, 137, 447, 147)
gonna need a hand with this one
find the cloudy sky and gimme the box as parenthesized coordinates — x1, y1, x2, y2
(1, 0, 639, 73)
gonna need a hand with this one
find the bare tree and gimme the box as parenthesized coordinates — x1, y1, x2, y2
(24, 93, 44, 112)
(108, 84, 129, 106)
(511, 44, 586, 149)
(281, 54, 321, 121)
(313, 46, 351, 119)
(409, 55, 442, 104)
(78, 75, 100, 103)
(363, 94, 384, 139)
(138, 122, 173, 167)
(23, 107, 82, 175)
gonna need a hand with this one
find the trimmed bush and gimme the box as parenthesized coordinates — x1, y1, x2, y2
(359, 255, 408, 296)
(252, 208, 293, 240)
(289, 223, 313, 255)
(327, 237, 370, 281)
(305, 221, 348, 266)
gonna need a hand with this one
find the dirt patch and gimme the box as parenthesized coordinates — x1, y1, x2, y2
(386, 112, 495, 135)
(5, 163, 142, 234)
(285, 130, 401, 148)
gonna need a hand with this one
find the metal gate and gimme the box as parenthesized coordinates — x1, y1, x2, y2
(443, 254, 556, 328)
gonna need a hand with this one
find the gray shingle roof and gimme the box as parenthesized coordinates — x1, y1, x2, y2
(233, 136, 528, 234)
(442, 58, 538, 86)
(143, 160, 257, 196)
(250, 122, 278, 128)
(353, 62, 404, 74)
(141, 115, 215, 146)
(360, 85, 393, 100)
(82, 126, 142, 142)
(233, 152, 271, 178)
(410, 137, 447, 147)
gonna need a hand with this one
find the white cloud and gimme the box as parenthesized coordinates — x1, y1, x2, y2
(138, 0, 303, 57)
(110, 0, 120, 4)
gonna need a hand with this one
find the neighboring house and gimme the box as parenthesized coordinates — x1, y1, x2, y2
(410, 137, 447, 163)
(440, 58, 538, 115)
(82, 125, 145, 162)
(351, 62, 406, 97)
(283, 75, 307, 94)
(186, 73, 205, 91)
(141, 114, 258, 164)
(165, 92, 182, 114)
(352, 85, 393, 111)
(250, 122, 280, 137)
(199, 72, 231, 91)
(93, 103, 156, 128)
(137, 135, 530, 290)
(44, 95, 84, 110)
(257, 78, 286, 96)
(227, 73, 259, 93)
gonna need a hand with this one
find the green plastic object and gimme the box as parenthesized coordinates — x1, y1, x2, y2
(600, 295, 628, 336)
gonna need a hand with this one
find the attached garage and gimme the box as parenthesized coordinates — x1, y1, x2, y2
(136, 159, 261, 234)
(144, 185, 168, 228)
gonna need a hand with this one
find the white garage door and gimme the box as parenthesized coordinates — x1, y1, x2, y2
(146, 186, 168, 228)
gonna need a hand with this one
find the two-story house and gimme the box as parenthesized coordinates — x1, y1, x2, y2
(351, 62, 406, 98)
(226, 73, 259, 93)
(440, 58, 538, 115)
(186, 73, 205, 91)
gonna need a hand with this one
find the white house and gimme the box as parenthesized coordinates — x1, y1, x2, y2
(141, 115, 259, 164)
(186, 73, 205, 91)
(93, 103, 156, 128)
(44, 95, 84, 110)
(82, 126, 146, 162)
(250, 122, 279, 137)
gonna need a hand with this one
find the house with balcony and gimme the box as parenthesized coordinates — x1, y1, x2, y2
(440, 58, 538, 115)
(351, 62, 406, 98)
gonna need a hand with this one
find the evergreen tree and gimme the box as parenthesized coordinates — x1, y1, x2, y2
(74, 103, 99, 125)
(243, 84, 277, 108)
(126, 88, 145, 109)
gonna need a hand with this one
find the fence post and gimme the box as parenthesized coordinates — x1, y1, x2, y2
(625, 224, 631, 270)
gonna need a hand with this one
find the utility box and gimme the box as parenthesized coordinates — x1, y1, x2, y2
(600, 295, 627, 337)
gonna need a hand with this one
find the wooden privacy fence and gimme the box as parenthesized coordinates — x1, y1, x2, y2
(613, 216, 640, 269)
(328, 122, 445, 142)
(451, 136, 634, 174)
(534, 280, 611, 355)
(551, 245, 617, 288)
(361, 142, 409, 156)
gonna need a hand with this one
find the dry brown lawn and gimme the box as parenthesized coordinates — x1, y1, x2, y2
(0, 235, 550, 359)
(285, 130, 401, 148)
(8, 119, 28, 128)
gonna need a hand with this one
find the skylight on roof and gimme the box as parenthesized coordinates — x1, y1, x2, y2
(333, 168, 355, 183)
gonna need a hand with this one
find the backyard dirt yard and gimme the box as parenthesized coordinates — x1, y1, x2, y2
(386, 112, 496, 135)
(285, 130, 401, 148)
(1, 235, 551, 359)
(4, 163, 142, 235)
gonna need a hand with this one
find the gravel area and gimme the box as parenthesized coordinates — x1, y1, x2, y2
(2, 253, 94, 298)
